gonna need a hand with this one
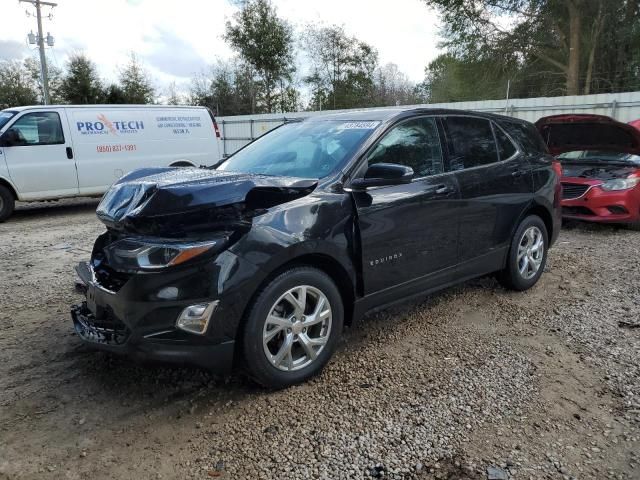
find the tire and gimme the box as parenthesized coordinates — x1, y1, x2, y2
(498, 215, 548, 291)
(0, 185, 15, 222)
(242, 266, 344, 389)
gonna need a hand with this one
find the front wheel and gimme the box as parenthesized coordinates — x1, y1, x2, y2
(0, 185, 15, 222)
(242, 267, 343, 389)
(498, 215, 548, 291)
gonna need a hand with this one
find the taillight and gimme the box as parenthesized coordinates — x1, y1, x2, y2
(213, 121, 221, 139)
(552, 160, 563, 178)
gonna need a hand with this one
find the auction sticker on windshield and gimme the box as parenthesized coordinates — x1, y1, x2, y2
(339, 121, 380, 130)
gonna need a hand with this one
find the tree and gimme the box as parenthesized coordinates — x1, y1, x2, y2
(58, 53, 103, 104)
(301, 24, 378, 110)
(372, 63, 424, 106)
(24, 57, 64, 104)
(0, 60, 39, 109)
(422, 0, 640, 97)
(189, 60, 260, 116)
(225, 0, 295, 113)
(166, 82, 184, 105)
(118, 54, 155, 104)
(103, 84, 127, 104)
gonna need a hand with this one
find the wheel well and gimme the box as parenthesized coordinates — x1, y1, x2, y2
(0, 178, 17, 200)
(170, 160, 195, 167)
(236, 254, 356, 340)
(524, 205, 553, 240)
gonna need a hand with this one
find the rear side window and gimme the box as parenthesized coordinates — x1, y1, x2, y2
(443, 116, 499, 170)
(493, 123, 517, 160)
(500, 121, 547, 155)
(5, 112, 64, 146)
(367, 117, 443, 177)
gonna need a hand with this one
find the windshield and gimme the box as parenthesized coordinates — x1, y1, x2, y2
(558, 150, 640, 165)
(217, 120, 379, 178)
(0, 111, 17, 131)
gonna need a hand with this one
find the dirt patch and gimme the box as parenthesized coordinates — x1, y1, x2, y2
(0, 201, 638, 479)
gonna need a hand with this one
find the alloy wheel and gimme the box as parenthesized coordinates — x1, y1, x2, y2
(517, 226, 544, 279)
(262, 285, 332, 372)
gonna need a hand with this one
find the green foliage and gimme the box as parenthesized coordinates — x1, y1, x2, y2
(301, 24, 378, 110)
(23, 57, 64, 104)
(225, 0, 295, 113)
(118, 54, 155, 104)
(422, 0, 640, 99)
(59, 53, 103, 104)
(0, 60, 39, 109)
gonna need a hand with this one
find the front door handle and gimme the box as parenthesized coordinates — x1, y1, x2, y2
(66, 147, 73, 159)
(435, 184, 452, 195)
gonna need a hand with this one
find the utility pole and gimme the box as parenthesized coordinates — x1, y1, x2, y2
(20, 0, 57, 105)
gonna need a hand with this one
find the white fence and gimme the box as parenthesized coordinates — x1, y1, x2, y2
(217, 91, 640, 156)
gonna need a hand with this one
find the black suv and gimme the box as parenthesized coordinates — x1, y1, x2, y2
(72, 108, 561, 388)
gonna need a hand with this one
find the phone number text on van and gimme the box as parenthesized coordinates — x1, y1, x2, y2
(96, 144, 137, 153)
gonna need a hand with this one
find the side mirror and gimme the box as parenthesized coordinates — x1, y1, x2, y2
(0, 128, 25, 147)
(350, 163, 414, 190)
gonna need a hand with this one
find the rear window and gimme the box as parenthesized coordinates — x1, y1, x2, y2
(500, 121, 548, 155)
(493, 122, 517, 160)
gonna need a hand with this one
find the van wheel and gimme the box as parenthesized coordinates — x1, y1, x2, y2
(498, 215, 548, 291)
(0, 185, 15, 222)
(242, 267, 343, 389)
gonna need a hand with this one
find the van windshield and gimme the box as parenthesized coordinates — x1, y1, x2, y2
(0, 111, 17, 130)
(217, 120, 379, 178)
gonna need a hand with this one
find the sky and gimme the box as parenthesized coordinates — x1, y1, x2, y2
(0, 0, 443, 96)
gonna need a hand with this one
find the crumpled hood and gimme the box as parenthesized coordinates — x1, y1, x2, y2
(535, 114, 640, 156)
(96, 167, 317, 235)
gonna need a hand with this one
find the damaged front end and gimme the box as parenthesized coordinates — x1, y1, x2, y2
(71, 167, 317, 369)
(95, 167, 317, 236)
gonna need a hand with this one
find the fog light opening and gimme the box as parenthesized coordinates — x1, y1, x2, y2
(176, 301, 218, 335)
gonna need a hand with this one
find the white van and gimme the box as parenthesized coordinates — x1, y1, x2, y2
(0, 104, 222, 220)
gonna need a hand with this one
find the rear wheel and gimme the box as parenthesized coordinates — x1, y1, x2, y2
(242, 267, 343, 388)
(498, 215, 548, 291)
(0, 185, 15, 222)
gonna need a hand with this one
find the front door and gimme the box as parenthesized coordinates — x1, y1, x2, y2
(1, 110, 78, 199)
(351, 116, 460, 297)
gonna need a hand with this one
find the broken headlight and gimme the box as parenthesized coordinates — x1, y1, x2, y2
(104, 237, 226, 271)
(600, 177, 640, 191)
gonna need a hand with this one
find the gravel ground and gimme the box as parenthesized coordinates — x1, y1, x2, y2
(0, 199, 638, 480)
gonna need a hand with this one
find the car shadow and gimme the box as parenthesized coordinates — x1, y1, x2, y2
(11, 198, 101, 220)
(562, 219, 635, 233)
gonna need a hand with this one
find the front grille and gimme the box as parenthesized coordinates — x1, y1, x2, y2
(563, 206, 594, 216)
(72, 302, 130, 345)
(562, 183, 590, 200)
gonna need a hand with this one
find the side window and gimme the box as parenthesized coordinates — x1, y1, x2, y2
(493, 122, 517, 160)
(443, 116, 499, 171)
(367, 117, 443, 177)
(500, 121, 548, 155)
(5, 112, 64, 146)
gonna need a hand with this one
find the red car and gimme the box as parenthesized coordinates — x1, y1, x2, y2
(536, 114, 640, 229)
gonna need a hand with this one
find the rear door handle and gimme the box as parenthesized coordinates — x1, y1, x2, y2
(66, 147, 73, 159)
(435, 184, 452, 195)
(511, 170, 526, 177)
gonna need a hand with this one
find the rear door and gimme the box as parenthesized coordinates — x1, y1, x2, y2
(352, 116, 460, 297)
(441, 115, 532, 273)
(1, 109, 78, 200)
